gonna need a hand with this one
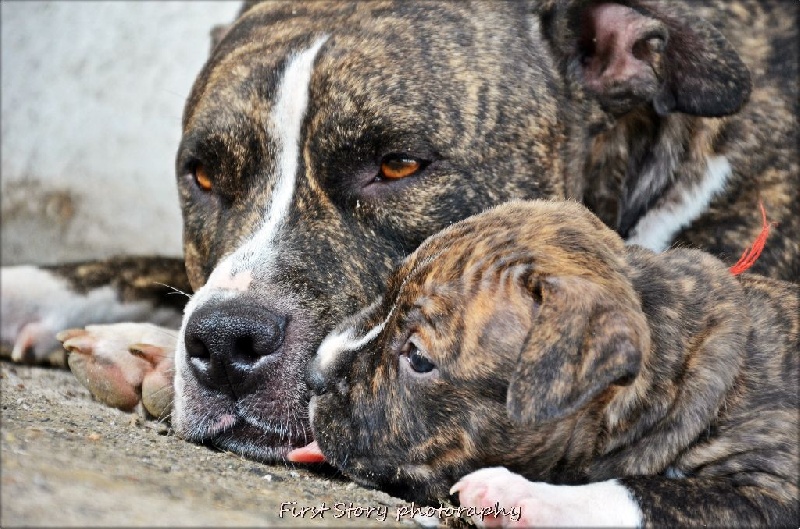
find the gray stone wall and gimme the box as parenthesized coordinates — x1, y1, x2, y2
(1, 1, 240, 265)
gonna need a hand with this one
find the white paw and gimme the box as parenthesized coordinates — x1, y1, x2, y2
(451, 467, 642, 528)
(1, 265, 180, 364)
(60, 323, 177, 417)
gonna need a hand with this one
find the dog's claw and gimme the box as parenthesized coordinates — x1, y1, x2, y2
(59, 323, 177, 417)
(56, 328, 89, 343)
(64, 329, 149, 412)
(129, 343, 170, 366)
(60, 330, 98, 355)
(136, 344, 174, 419)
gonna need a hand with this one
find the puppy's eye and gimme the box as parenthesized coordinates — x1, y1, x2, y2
(403, 342, 436, 373)
(193, 163, 213, 192)
(379, 154, 426, 180)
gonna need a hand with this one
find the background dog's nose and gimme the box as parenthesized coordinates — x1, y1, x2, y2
(183, 298, 288, 393)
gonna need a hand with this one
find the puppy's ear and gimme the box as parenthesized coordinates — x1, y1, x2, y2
(507, 275, 647, 424)
(541, 1, 750, 117)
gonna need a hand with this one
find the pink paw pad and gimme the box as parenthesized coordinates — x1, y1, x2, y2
(58, 323, 177, 418)
(451, 468, 533, 528)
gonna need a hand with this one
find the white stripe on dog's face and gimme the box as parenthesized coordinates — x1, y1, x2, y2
(627, 156, 731, 252)
(186, 36, 329, 295)
(316, 297, 393, 371)
(173, 37, 328, 427)
(315, 251, 444, 370)
(230, 36, 328, 275)
(219, 35, 329, 279)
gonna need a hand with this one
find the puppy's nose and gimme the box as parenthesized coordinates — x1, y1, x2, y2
(306, 360, 330, 396)
(183, 298, 288, 394)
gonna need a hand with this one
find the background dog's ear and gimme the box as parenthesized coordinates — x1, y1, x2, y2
(507, 275, 646, 424)
(542, 1, 751, 117)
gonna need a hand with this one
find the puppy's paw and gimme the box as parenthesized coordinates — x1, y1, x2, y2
(60, 323, 177, 418)
(451, 468, 642, 528)
(450, 467, 532, 528)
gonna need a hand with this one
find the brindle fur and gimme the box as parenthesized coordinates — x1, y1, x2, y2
(165, 0, 797, 460)
(310, 200, 798, 527)
(44, 256, 191, 312)
(5, 0, 794, 463)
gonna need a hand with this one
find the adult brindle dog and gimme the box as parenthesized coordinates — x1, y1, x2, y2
(1, 1, 797, 464)
(304, 200, 799, 527)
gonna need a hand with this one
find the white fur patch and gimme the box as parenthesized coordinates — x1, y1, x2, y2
(316, 320, 386, 371)
(452, 467, 642, 527)
(626, 156, 731, 252)
(0, 266, 181, 362)
(315, 251, 444, 370)
(203, 260, 252, 292)
(173, 37, 328, 428)
(189, 35, 329, 299)
(225, 35, 329, 275)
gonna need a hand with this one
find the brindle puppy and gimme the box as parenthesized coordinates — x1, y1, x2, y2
(306, 200, 799, 527)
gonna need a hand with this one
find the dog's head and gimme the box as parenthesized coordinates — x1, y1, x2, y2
(171, 1, 566, 461)
(308, 200, 650, 502)
(171, 0, 748, 462)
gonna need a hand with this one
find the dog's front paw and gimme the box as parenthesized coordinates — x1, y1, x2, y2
(60, 323, 177, 418)
(451, 467, 642, 528)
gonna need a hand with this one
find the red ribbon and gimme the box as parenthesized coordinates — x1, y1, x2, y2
(729, 202, 773, 276)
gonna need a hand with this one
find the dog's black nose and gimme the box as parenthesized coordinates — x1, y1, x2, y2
(184, 297, 288, 394)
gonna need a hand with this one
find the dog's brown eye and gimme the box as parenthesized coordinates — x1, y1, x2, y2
(404, 342, 436, 373)
(193, 164, 212, 191)
(379, 155, 422, 180)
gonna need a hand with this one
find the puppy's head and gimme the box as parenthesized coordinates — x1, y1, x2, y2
(309, 200, 649, 502)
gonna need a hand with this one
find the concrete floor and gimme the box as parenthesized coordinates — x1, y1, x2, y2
(1, 361, 459, 527)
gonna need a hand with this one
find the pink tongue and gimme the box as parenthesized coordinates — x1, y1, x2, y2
(287, 441, 326, 463)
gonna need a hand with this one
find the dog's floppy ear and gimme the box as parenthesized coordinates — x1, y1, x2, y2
(541, 0, 751, 117)
(507, 274, 647, 424)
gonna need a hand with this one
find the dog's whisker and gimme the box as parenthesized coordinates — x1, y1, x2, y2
(155, 410, 173, 426)
(146, 383, 174, 399)
(153, 282, 192, 299)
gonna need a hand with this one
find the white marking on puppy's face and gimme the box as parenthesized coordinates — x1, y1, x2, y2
(626, 156, 731, 252)
(315, 296, 395, 372)
(316, 320, 386, 372)
(315, 251, 444, 372)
